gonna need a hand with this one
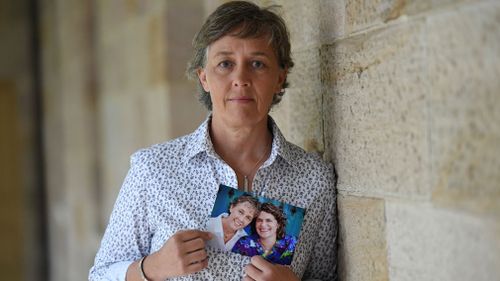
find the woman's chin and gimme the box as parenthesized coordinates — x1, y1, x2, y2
(215, 110, 267, 128)
(232, 224, 243, 231)
(258, 232, 272, 239)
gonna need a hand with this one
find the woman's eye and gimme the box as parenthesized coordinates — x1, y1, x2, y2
(252, 61, 264, 69)
(218, 61, 232, 69)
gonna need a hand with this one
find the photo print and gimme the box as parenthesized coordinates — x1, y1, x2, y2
(206, 184, 305, 265)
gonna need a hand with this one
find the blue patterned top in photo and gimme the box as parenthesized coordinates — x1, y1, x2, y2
(231, 233, 297, 265)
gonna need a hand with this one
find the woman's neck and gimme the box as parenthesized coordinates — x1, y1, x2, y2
(210, 115, 272, 191)
(221, 217, 235, 243)
(259, 236, 277, 252)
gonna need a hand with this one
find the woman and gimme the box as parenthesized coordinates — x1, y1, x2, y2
(89, 1, 336, 281)
(232, 203, 297, 265)
(206, 195, 259, 251)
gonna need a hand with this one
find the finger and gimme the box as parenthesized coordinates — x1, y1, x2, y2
(185, 248, 208, 265)
(185, 257, 209, 274)
(179, 230, 213, 242)
(198, 231, 213, 241)
(250, 255, 272, 272)
(242, 275, 256, 281)
(245, 263, 263, 280)
(182, 237, 206, 254)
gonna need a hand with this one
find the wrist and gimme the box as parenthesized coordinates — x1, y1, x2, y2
(139, 256, 154, 281)
(141, 254, 163, 281)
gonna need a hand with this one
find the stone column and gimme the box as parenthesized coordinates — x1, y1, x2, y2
(40, 0, 100, 280)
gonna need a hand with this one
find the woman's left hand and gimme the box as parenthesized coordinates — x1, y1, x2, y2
(243, 256, 299, 281)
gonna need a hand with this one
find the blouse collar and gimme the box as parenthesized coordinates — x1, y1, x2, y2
(184, 115, 295, 167)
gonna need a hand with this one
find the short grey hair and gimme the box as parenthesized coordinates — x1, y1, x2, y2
(186, 1, 294, 111)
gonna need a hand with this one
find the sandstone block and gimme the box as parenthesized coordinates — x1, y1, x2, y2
(343, 0, 471, 34)
(279, 48, 325, 152)
(426, 2, 500, 216)
(266, 0, 344, 50)
(337, 195, 389, 281)
(386, 200, 500, 281)
(323, 19, 430, 199)
(269, 96, 291, 138)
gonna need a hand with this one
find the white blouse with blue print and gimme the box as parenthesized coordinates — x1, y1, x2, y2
(89, 117, 337, 281)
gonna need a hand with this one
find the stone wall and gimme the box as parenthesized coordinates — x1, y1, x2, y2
(264, 0, 500, 280)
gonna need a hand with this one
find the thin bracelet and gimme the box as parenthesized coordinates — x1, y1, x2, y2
(138, 256, 151, 281)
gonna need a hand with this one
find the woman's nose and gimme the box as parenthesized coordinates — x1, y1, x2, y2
(233, 66, 250, 87)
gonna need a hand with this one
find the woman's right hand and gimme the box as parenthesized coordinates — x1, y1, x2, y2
(141, 230, 213, 280)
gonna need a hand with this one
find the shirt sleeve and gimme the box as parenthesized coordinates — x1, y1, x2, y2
(89, 150, 153, 281)
(302, 167, 338, 281)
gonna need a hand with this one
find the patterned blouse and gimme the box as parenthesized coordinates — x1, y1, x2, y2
(232, 233, 297, 265)
(89, 116, 337, 281)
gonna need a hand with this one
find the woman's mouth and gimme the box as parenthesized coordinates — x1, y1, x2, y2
(234, 220, 243, 227)
(228, 97, 253, 103)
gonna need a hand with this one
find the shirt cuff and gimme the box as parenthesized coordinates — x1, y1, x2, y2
(106, 261, 134, 281)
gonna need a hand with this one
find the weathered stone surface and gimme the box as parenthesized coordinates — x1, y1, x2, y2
(269, 95, 291, 139)
(281, 48, 325, 152)
(337, 195, 389, 281)
(386, 200, 500, 281)
(344, 0, 400, 33)
(343, 0, 474, 34)
(426, 2, 500, 216)
(324, 19, 430, 199)
(265, 0, 344, 50)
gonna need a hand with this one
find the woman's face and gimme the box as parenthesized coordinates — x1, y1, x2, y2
(256, 211, 279, 239)
(228, 201, 257, 231)
(197, 33, 286, 128)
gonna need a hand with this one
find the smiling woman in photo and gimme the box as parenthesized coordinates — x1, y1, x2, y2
(206, 194, 260, 251)
(232, 202, 297, 265)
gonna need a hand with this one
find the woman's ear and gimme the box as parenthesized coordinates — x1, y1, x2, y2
(197, 68, 210, 92)
(276, 68, 287, 93)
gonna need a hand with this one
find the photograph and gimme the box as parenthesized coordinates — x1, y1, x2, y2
(207, 184, 305, 265)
